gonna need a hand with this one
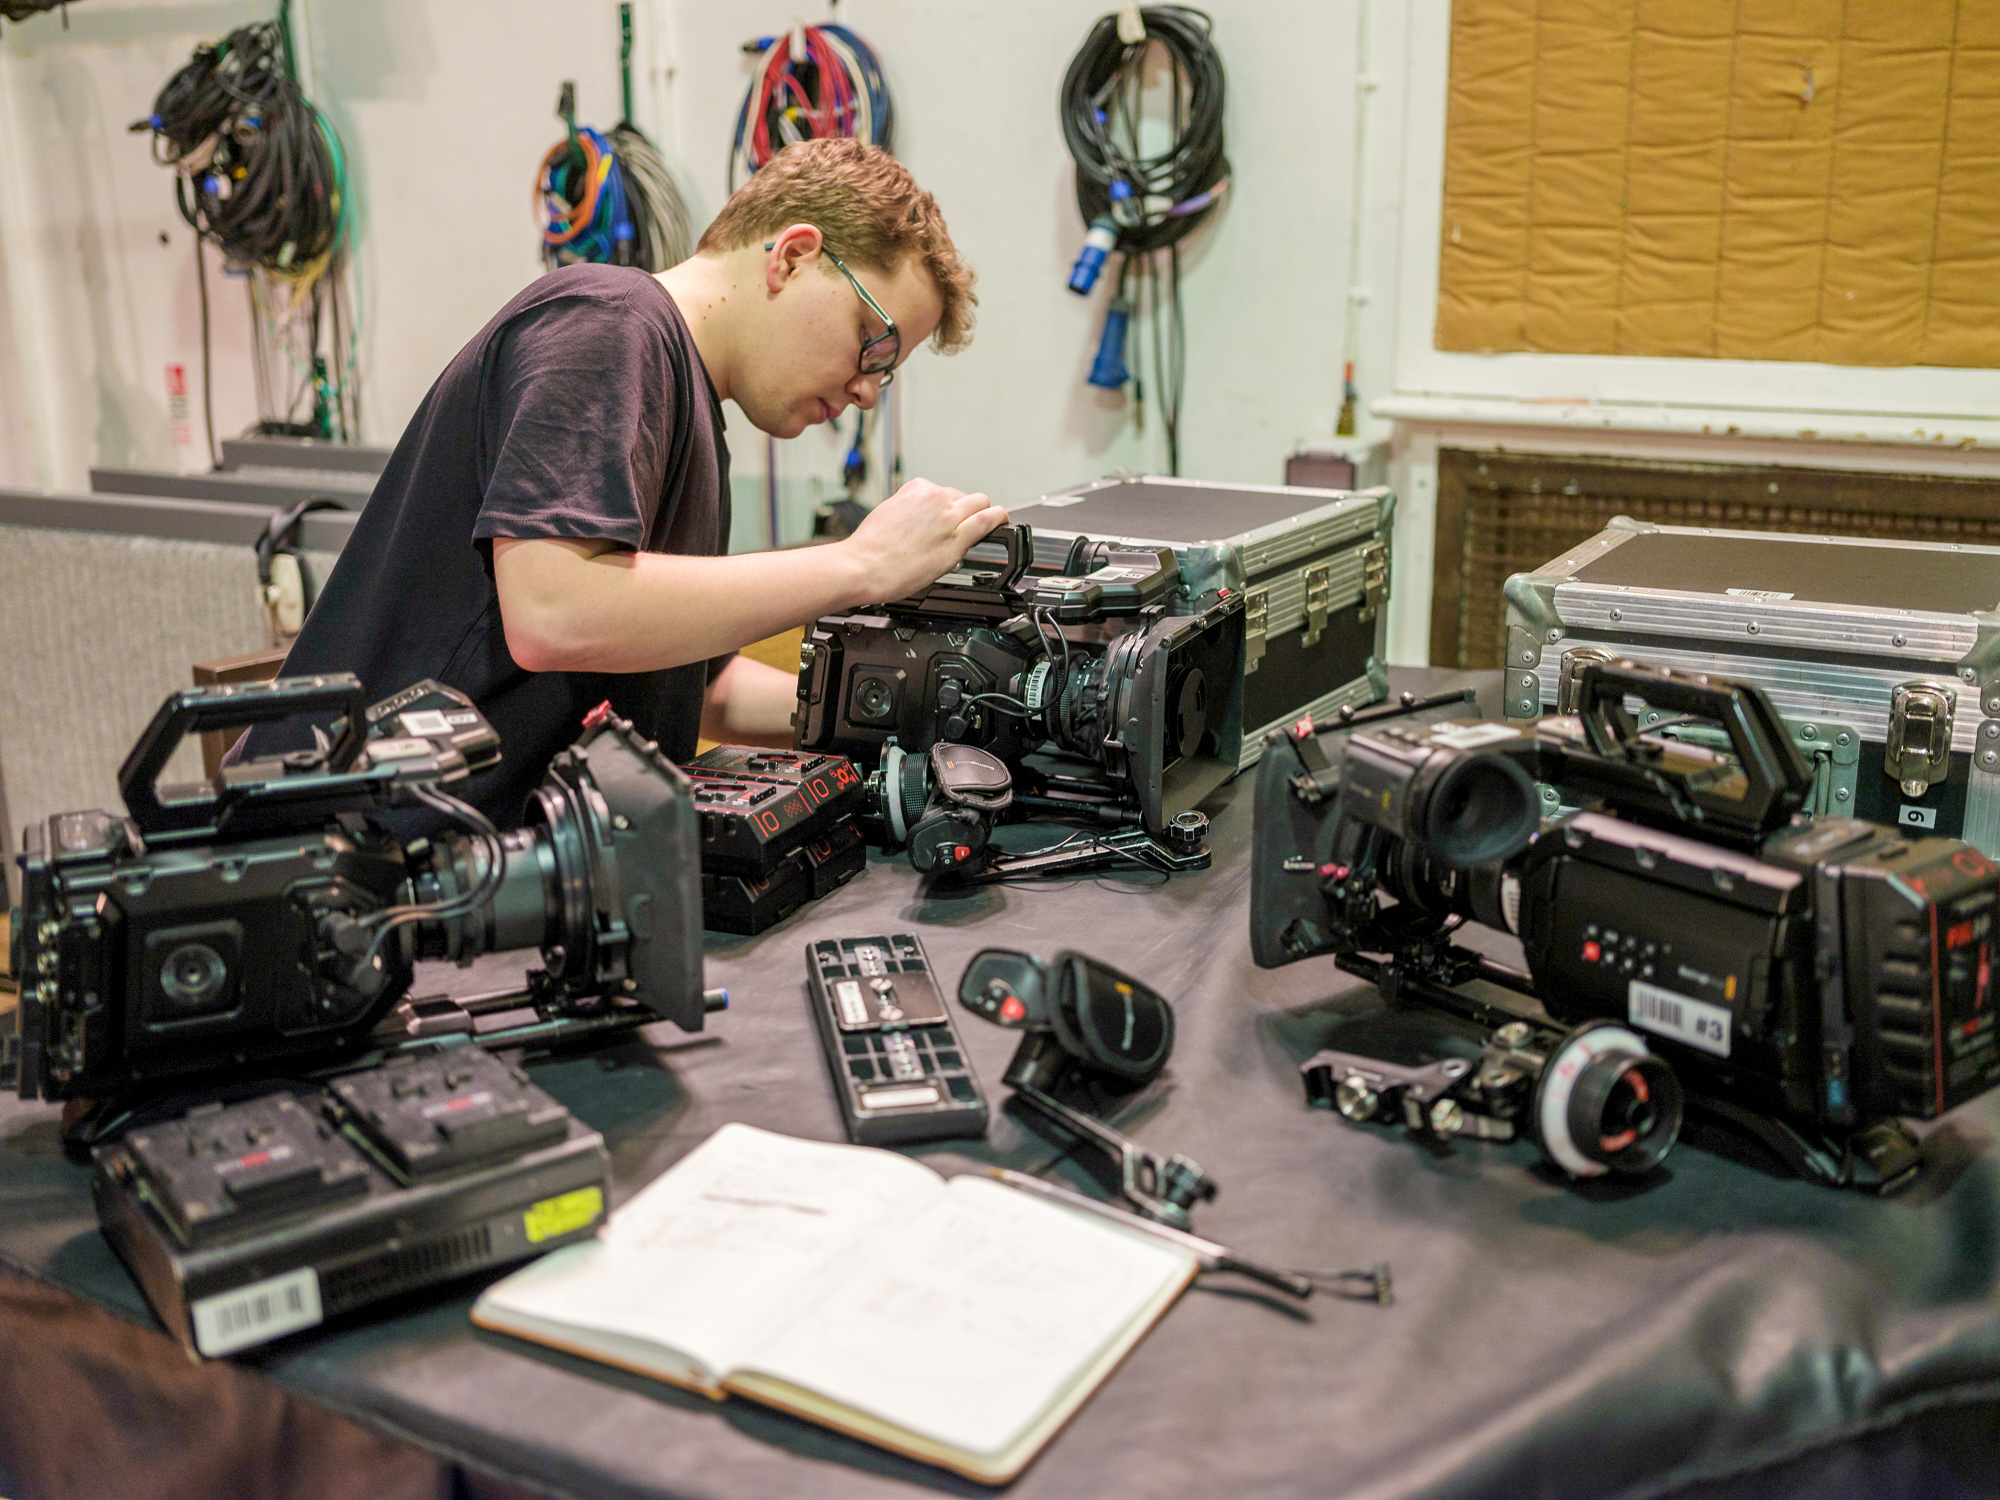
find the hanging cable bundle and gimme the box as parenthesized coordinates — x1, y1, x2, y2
(1058, 5, 1229, 476)
(137, 17, 345, 282)
(539, 89, 635, 268)
(134, 4, 359, 455)
(1060, 5, 1228, 265)
(729, 22, 893, 187)
(537, 6, 693, 273)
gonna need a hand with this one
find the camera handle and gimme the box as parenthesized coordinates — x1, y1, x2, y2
(962, 522, 1035, 593)
(119, 674, 369, 834)
(1572, 659, 1813, 833)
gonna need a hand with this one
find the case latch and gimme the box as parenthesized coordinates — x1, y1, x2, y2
(1245, 588, 1269, 675)
(1357, 539, 1389, 624)
(1301, 562, 1333, 647)
(1886, 681, 1957, 797)
(1556, 646, 1615, 714)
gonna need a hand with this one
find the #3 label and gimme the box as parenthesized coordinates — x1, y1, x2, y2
(1628, 979, 1731, 1058)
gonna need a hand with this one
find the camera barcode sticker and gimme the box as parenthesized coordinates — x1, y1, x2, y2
(1628, 980, 1731, 1058)
(190, 1266, 323, 1357)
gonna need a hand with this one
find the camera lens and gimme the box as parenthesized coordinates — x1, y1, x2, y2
(159, 943, 228, 1010)
(1422, 753, 1539, 868)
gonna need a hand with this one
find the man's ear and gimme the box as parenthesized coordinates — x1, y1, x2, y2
(763, 223, 823, 294)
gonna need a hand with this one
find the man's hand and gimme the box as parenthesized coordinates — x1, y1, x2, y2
(837, 479, 1008, 605)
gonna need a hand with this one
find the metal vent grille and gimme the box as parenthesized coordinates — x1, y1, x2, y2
(1431, 450, 2000, 670)
(319, 1223, 495, 1312)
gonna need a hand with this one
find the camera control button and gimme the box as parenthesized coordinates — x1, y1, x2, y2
(1582, 941, 1601, 962)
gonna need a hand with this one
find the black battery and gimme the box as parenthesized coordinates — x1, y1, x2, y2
(700, 818, 868, 935)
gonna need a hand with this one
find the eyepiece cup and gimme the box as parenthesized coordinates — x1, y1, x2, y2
(1422, 753, 1539, 868)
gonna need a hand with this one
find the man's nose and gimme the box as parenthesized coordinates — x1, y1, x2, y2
(847, 372, 885, 411)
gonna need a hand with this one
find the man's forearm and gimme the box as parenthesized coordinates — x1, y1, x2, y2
(495, 540, 870, 674)
(494, 479, 1005, 676)
(702, 655, 799, 747)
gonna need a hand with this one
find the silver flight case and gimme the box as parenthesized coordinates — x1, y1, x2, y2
(1010, 475, 1392, 770)
(1504, 516, 2000, 854)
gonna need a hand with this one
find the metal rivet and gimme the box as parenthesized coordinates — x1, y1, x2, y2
(1892, 634, 1907, 648)
(1983, 749, 1999, 770)
(1747, 621, 1761, 634)
(612, 814, 631, 830)
(1836, 787, 1850, 801)
(1800, 725, 1817, 739)
(1962, 668, 1979, 682)
(1837, 732, 1851, 746)
(1522, 651, 1535, 664)
(1547, 628, 1561, 642)
(1609, 608, 1622, 621)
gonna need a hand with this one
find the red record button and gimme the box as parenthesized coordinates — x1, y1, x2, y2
(1582, 940, 1601, 962)
(998, 994, 1027, 1023)
(953, 845, 970, 862)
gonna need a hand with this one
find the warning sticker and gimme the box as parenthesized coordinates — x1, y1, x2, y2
(525, 1185, 605, 1244)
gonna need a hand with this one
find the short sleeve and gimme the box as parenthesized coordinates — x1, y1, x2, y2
(473, 288, 673, 549)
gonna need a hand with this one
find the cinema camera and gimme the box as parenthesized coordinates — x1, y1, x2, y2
(1251, 659, 2000, 1193)
(10, 674, 716, 1112)
(794, 524, 1244, 840)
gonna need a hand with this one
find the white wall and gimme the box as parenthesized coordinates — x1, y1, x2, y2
(1371, 0, 2000, 666)
(0, 0, 1371, 545)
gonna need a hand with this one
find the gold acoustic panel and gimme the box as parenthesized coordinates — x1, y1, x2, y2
(1431, 450, 2000, 670)
(1438, 1, 2000, 366)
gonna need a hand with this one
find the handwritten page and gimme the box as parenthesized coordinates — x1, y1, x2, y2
(737, 1174, 1196, 1457)
(479, 1124, 944, 1383)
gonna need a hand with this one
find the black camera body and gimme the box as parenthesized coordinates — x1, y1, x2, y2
(794, 525, 1245, 837)
(12, 676, 710, 1106)
(1253, 660, 2000, 1190)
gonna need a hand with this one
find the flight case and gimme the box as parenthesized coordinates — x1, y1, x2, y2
(1010, 475, 1393, 769)
(1504, 516, 2000, 854)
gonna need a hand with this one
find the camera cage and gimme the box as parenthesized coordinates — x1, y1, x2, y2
(12, 677, 716, 1116)
(1250, 662, 1981, 1193)
(797, 523, 1247, 838)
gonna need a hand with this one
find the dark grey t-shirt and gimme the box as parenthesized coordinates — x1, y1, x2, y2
(240, 264, 732, 830)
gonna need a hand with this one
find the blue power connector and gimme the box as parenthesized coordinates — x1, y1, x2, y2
(1067, 215, 1118, 295)
(1087, 297, 1133, 389)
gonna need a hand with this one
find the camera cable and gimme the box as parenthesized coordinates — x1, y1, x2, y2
(338, 786, 508, 980)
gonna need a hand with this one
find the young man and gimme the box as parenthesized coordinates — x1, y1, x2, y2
(240, 139, 1005, 828)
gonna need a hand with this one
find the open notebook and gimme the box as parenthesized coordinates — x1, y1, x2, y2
(472, 1123, 1197, 1483)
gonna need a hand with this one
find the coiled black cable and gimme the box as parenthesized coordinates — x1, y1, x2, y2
(1059, 5, 1229, 256)
(135, 10, 358, 447)
(1058, 7, 1228, 476)
(138, 20, 341, 276)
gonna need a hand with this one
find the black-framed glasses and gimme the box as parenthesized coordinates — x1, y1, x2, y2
(770, 240, 901, 386)
(823, 249, 901, 385)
